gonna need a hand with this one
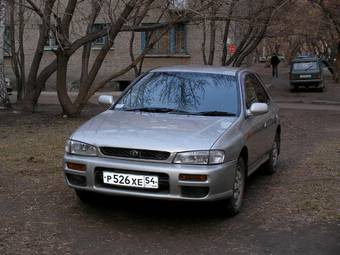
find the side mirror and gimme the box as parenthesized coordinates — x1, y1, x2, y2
(98, 95, 114, 105)
(247, 102, 268, 116)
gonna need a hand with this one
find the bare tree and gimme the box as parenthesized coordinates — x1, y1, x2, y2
(198, 0, 289, 67)
(207, 4, 217, 65)
(22, 0, 56, 112)
(9, 0, 25, 102)
(0, 0, 10, 109)
(19, 0, 202, 116)
(228, 0, 290, 67)
(311, 0, 340, 82)
(221, 0, 238, 66)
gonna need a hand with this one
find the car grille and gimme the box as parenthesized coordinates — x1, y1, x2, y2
(94, 168, 170, 194)
(100, 147, 170, 161)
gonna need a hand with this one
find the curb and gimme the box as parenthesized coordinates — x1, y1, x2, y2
(274, 100, 305, 104)
(311, 100, 340, 106)
(274, 99, 340, 106)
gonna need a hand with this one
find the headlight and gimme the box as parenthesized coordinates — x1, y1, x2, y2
(173, 150, 225, 165)
(65, 139, 98, 156)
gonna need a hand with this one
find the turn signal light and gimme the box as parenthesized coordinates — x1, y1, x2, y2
(66, 162, 87, 171)
(179, 174, 207, 182)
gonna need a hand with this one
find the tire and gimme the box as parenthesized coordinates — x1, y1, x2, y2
(75, 189, 96, 204)
(263, 134, 280, 175)
(290, 85, 297, 92)
(318, 83, 324, 92)
(223, 157, 246, 216)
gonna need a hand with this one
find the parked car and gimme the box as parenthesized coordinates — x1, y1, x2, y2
(277, 53, 285, 62)
(259, 56, 267, 63)
(289, 57, 324, 91)
(64, 66, 281, 215)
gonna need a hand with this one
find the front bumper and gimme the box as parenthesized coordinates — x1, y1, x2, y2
(63, 154, 236, 201)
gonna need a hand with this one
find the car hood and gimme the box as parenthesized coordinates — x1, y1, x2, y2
(71, 110, 236, 152)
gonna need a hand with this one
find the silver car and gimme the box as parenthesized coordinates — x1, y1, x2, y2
(64, 66, 281, 215)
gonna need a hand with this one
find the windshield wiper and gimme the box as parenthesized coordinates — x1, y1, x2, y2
(121, 108, 236, 116)
(193, 111, 236, 116)
(123, 107, 190, 114)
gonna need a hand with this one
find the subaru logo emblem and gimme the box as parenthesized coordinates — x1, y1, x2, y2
(130, 150, 140, 158)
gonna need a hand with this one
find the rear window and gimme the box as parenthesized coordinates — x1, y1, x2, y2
(292, 62, 319, 71)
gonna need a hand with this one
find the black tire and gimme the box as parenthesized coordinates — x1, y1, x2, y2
(223, 157, 246, 216)
(290, 85, 297, 92)
(263, 134, 280, 175)
(75, 189, 96, 204)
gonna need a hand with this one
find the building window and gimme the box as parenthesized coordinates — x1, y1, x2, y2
(4, 26, 11, 56)
(91, 23, 109, 47)
(44, 30, 57, 50)
(141, 23, 187, 55)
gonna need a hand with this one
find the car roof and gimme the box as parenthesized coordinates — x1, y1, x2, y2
(150, 65, 242, 76)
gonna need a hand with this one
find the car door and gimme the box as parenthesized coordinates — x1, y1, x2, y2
(242, 73, 272, 168)
(251, 74, 277, 154)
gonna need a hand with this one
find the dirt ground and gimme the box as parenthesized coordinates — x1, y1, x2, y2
(1, 102, 339, 254)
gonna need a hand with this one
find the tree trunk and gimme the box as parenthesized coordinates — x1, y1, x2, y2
(225, 25, 254, 66)
(56, 52, 77, 116)
(201, 18, 207, 65)
(221, 18, 231, 66)
(207, 6, 217, 65)
(22, 0, 56, 113)
(221, 0, 238, 66)
(0, 0, 10, 109)
(334, 41, 340, 83)
(18, 0, 25, 100)
(233, 7, 273, 67)
(9, 0, 25, 102)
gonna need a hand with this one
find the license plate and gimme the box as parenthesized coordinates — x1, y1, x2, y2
(300, 74, 311, 78)
(103, 171, 159, 189)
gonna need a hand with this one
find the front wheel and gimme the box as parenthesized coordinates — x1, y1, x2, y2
(263, 135, 280, 175)
(318, 83, 324, 92)
(223, 157, 246, 216)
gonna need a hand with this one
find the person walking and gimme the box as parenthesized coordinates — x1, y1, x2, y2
(270, 53, 280, 78)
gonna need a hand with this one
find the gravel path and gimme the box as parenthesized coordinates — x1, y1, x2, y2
(0, 104, 339, 255)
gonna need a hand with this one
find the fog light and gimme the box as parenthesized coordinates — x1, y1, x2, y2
(66, 162, 86, 171)
(179, 174, 207, 182)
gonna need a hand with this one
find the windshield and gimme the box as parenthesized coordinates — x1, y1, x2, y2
(113, 72, 239, 116)
(292, 62, 319, 71)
